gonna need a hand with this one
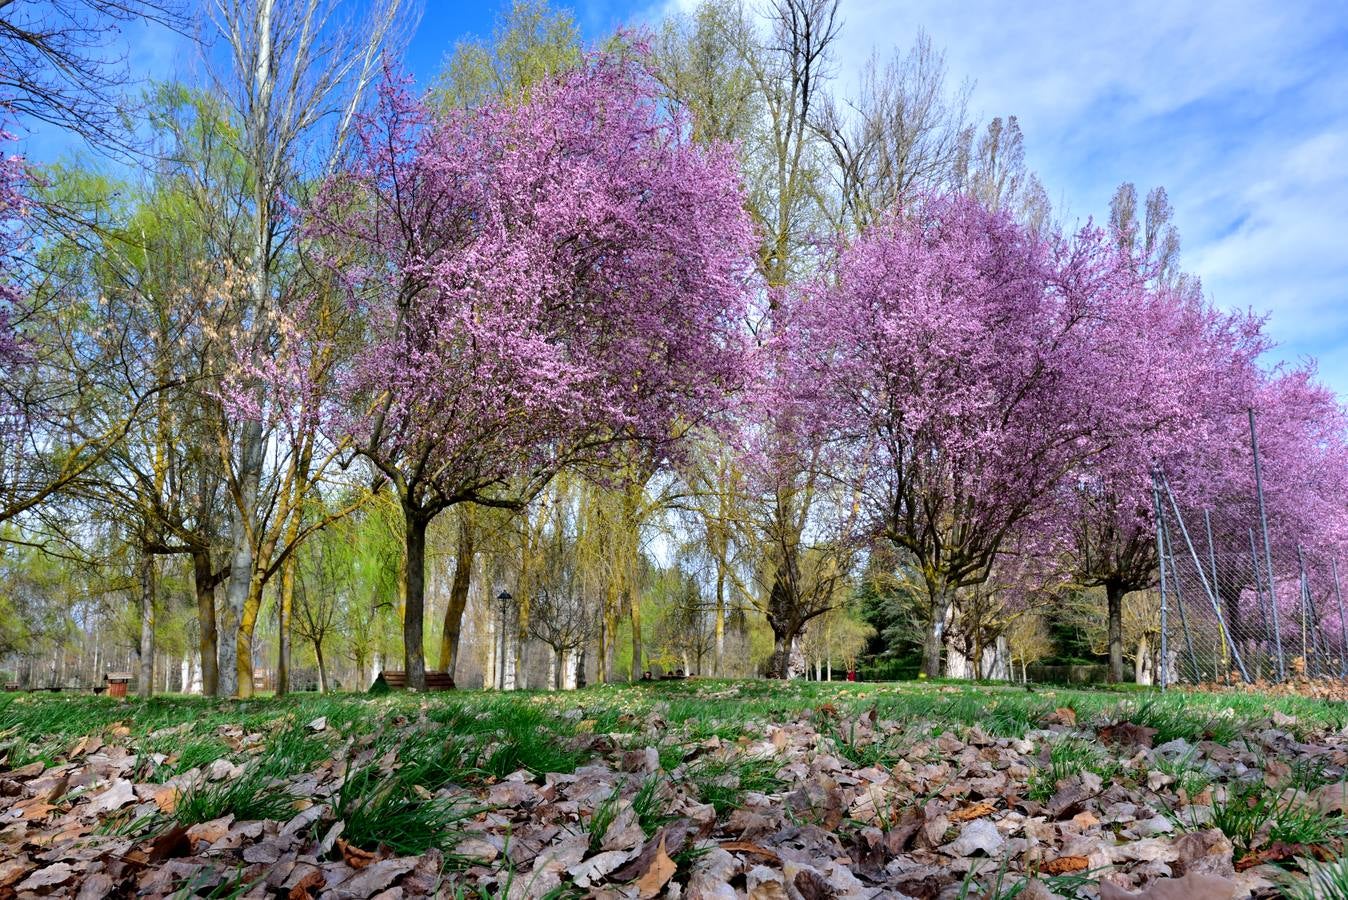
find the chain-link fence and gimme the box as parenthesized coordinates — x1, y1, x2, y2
(1153, 469, 1348, 687)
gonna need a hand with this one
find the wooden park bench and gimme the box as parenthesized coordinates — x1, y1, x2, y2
(375, 670, 456, 691)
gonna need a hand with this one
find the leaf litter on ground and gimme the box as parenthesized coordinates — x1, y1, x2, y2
(3, 679, 1348, 897)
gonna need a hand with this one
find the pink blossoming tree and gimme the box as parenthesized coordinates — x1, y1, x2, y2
(785, 196, 1153, 677)
(304, 57, 755, 689)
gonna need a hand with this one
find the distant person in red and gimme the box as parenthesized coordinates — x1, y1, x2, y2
(846, 670, 857, 682)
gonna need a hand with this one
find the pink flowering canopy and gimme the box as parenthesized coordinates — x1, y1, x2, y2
(784, 197, 1142, 589)
(307, 56, 756, 515)
(776, 195, 1184, 673)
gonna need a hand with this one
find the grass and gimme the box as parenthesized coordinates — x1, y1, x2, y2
(1282, 854, 1348, 899)
(1027, 737, 1121, 802)
(682, 750, 782, 816)
(1167, 778, 1347, 855)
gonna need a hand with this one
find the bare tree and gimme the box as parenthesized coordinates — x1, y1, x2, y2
(528, 531, 595, 690)
(205, 0, 409, 696)
(960, 115, 1052, 232)
(815, 32, 972, 231)
(0, 0, 184, 148)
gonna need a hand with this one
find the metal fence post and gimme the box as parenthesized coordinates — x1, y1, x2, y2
(1153, 473, 1169, 691)
(1250, 408, 1285, 680)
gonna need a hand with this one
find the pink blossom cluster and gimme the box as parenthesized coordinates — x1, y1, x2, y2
(304, 56, 755, 507)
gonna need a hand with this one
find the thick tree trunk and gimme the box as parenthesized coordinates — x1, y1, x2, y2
(235, 575, 264, 698)
(276, 554, 296, 697)
(921, 591, 950, 678)
(437, 517, 474, 675)
(1106, 580, 1125, 683)
(403, 508, 429, 691)
(768, 620, 803, 679)
(314, 642, 328, 693)
(137, 552, 156, 699)
(628, 589, 642, 681)
(191, 550, 219, 697)
(554, 647, 564, 690)
(221, 419, 263, 698)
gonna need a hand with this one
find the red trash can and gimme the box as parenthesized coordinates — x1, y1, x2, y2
(106, 674, 131, 698)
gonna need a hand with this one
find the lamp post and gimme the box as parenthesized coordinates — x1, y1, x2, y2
(496, 590, 513, 690)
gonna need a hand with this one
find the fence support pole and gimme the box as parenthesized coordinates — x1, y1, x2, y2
(1250, 408, 1285, 680)
(1249, 528, 1272, 679)
(1153, 473, 1169, 691)
(1334, 558, 1347, 679)
(1162, 474, 1252, 683)
(1159, 492, 1199, 682)
(1204, 509, 1230, 676)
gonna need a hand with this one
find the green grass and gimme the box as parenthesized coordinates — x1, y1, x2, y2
(1027, 737, 1121, 802)
(682, 750, 782, 817)
(1282, 854, 1348, 899)
(1170, 779, 1346, 855)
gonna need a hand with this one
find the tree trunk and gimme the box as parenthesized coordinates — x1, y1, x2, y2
(276, 553, 296, 697)
(137, 551, 156, 699)
(554, 647, 564, 690)
(921, 589, 950, 678)
(191, 550, 219, 697)
(713, 561, 725, 676)
(768, 619, 802, 679)
(403, 508, 429, 690)
(1106, 580, 1125, 683)
(314, 641, 328, 693)
(437, 516, 474, 675)
(221, 419, 263, 698)
(235, 574, 264, 698)
(627, 588, 642, 681)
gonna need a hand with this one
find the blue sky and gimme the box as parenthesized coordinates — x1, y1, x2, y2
(18, 0, 1348, 395)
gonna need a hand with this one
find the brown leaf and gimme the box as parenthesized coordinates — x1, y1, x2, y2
(338, 837, 379, 869)
(5, 761, 44, 779)
(186, 815, 233, 847)
(74, 872, 115, 900)
(1097, 722, 1158, 749)
(148, 825, 193, 862)
(632, 835, 678, 899)
(793, 868, 837, 900)
(949, 801, 996, 823)
(287, 869, 325, 900)
(152, 786, 179, 814)
(0, 856, 34, 889)
(1041, 855, 1089, 874)
(1044, 707, 1077, 727)
(41, 772, 70, 804)
(16, 862, 75, 891)
(719, 840, 781, 862)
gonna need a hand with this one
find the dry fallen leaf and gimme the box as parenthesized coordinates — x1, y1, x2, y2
(287, 868, 325, 900)
(719, 840, 781, 862)
(1041, 855, 1089, 874)
(632, 835, 677, 899)
(337, 837, 379, 869)
(949, 801, 996, 822)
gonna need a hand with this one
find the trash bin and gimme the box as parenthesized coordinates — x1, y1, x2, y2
(105, 673, 131, 698)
